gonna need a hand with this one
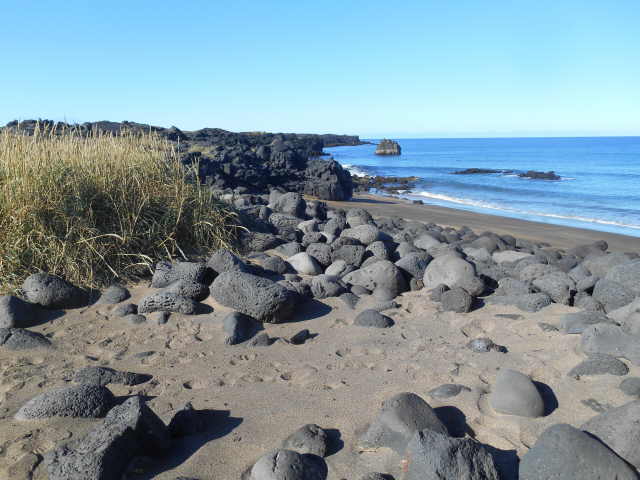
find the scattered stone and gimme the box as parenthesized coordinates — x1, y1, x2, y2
(138, 292, 198, 315)
(428, 384, 471, 400)
(151, 311, 170, 325)
(519, 423, 638, 480)
(343, 260, 407, 299)
(423, 254, 484, 296)
(249, 449, 324, 480)
(151, 261, 208, 288)
(342, 224, 381, 245)
(15, 385, 114, 420)
(162, 280, 209, 301)
(538, 322, 559, 332)
(270, 191, 306, 217)
(605, 260, 640, 295)
(44, 396, 170, 480)
(489, 369, 544, 418)
(492, 250, 532, 264)
(276, 242, 303, 257)
(262, 256, 289, 275)
(207, 248, 247, 274)
(568, 354, 629, 378)
(581, 400, 640, 469)
(97, 285, 130, 305)
(0, 295, 40, 328)
(581, 398, 612, 413)
(113, 302, 137, 317)
(620, 377, 640, 396)
(354, 310, 394, 328)
(581, 324, 640, 365)
(306, 242, 333, 267)
(0, 327, 52, 350)
(441, 287, 473, 313)
(395, 252, 432, 280)
(593, 278, 635, 312)
(22, 273, 85, 309)
(332, 244, 366, 267)
(467, 337, 505, 353)
(288, 252, 324, 275)
(516, 293, 552, 312)
(124, 313, 146, 325)
(560, 311, 616, 334)
(250, 332, 273, 347)
(211, 272, 298, 323)
(224, 311, 257, 345)
(358, 392, 447, 454)
(281, 424, 329, 457)
(404, 429, 499, 480)
(74, 366, 151, 386)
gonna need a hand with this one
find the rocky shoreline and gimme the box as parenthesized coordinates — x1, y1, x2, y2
(453, 168, 561, 180)
(2, 179, 640, 478)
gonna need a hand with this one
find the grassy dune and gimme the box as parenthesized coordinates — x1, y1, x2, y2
(0, 124, 238, 292)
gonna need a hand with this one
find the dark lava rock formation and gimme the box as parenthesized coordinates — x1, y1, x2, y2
(3, 120, 357, 200)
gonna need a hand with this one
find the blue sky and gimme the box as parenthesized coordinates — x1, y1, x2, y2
(2, 1, 639, 137)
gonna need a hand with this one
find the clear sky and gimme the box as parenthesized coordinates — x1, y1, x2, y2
(2, 1, 639, 137)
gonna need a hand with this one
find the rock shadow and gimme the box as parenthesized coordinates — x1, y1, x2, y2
(325, 428, 344, 456)
(484, 444, 519, 480)
(434, 406, 475, 438)
(290, 299, 332, 323)
(134, 409, 243, 479)
(533, 381, 558, 416)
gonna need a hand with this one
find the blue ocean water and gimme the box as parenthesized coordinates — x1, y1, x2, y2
(325, 137, 640, 238)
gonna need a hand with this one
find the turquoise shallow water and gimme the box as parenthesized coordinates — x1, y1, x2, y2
(325, 137, 640, 238)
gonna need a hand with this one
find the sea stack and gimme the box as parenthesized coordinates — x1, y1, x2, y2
(375, 139, 401, 155)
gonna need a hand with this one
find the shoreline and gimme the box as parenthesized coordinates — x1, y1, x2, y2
(326, 192, 639, 252)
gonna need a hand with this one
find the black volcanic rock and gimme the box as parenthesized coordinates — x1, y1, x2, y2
(3, 120, 355, 201)
(453, 168, 510, 175)
(519, 170, 561, 180)
(375, 139, 401, 155)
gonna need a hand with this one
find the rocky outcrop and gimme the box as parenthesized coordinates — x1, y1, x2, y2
(3, 120, 354, 201)
(374, 139, 401, 156)
(519, 170, 561, 180)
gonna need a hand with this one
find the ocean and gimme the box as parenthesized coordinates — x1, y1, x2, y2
(325, 137, 640, 239)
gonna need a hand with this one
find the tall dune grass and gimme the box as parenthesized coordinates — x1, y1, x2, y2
(0, 123, 238, 292)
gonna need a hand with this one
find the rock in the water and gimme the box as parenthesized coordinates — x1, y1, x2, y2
(428, 384, 470, 400)
(45, 396, 170, 480)
(560, 311, 615, 334)
(568, 354, 629, 378)
(354, 309, 394, 328)
(151, 261, 208, 288)
(375, 139, 401, 155)
(288, 252, 323, 275)
(97, 285, 130, 305)
(423, 254, 484, 296)
(519, 423, 638, 480)
(22, 273, 85, 309)
(0, 295, 40, 328)
(138, 292, 198, 315)
(440, 287, 473, 313)
(281, 424, 329, 457)
(211, 272, 298, 323)
(223, 311, 257, 345)
(15, 385, 114, 420)
(358, 392, 447, 454)
(74, 366, 151, 386)
(404, 429, 499, 480)
(489, 369, 544, 418)
(620, 377, 640, 396)
(0, 327, 52, 350)
(343, 260, 407, 299)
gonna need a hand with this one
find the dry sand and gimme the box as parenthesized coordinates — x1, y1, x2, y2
(1, 198, 639, 479)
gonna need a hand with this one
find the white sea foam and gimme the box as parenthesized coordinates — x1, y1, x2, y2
(412, 190, 640, 230)
(342, 163, 369, 177)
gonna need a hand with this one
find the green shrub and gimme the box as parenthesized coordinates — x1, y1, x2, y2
(0, 123, 238, 292)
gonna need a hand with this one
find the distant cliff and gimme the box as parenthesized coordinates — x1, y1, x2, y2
(375, 139, 401, 155)
(3, 119, 355, 200)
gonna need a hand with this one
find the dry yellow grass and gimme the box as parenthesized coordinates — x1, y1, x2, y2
(0, 123, 238, 292)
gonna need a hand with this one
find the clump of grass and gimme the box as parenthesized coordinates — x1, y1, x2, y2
(0, 123, 238, 293)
